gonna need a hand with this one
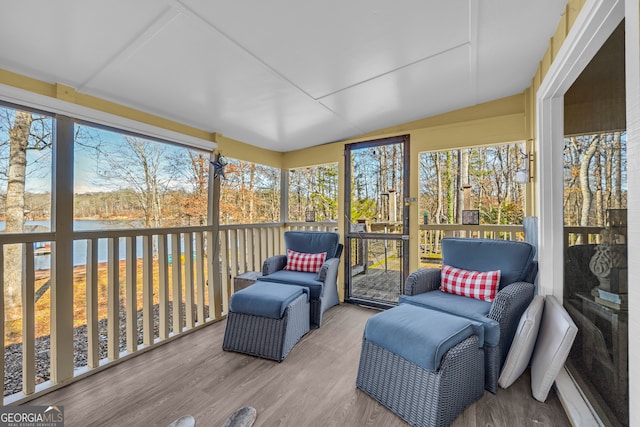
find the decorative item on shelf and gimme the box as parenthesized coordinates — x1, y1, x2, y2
(595, 288, 628, 310)
(211, 154, 227, 180)
(589, 228, 628, 309)
(515, 150, 535, 184)
(305, 207, 316, 222)
(462, 210, 479, 225)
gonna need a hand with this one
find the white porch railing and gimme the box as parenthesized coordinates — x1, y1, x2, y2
(217, 221, 339, 286)
(1, 221, 340, 404)
(2, 220, 523, 403)
(1, 225, 223, 405)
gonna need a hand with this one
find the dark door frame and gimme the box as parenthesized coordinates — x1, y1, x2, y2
(343, 134, 410, 309)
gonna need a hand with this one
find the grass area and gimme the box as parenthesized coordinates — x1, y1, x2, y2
(4, 258, 210, 347)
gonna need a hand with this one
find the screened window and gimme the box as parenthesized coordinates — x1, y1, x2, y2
(288, 164, 338, 222)
(0, 105, 53, 233)
(419, 144, 526, 227)
(74, 123, 209, 229)
(220, 158, 280, 224)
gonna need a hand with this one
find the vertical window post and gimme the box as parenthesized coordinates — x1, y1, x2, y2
(50, 115, 74, 383)
(208, 151, 223, 318)
(280, 169, 289, 225)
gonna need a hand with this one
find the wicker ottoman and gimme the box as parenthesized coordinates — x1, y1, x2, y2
(356, 304, 485, 427)
(223, 281, 310, 361)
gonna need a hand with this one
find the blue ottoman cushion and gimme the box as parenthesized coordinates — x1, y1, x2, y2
(259, 270, 323, 298)
(399, 291, 492, 317)
(399, 293, 499, 346)
(364, 304, 484, 372)
(230, 281, 309, 319)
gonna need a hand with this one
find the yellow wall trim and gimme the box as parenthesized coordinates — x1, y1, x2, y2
(410, 113, 525, 152)
(353, 94, 525, 141)
(215, 134, 283, 168)
(0, 68, 215, 145)
(0, 68, 56, 98)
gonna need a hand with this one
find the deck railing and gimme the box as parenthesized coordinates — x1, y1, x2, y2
(2, 220, 522, 403)
(217, 221, 339, 290)
(563, 226, 608, 246)
(419, 224, 525, 262)
(1, 221, 340, 404)
(1, 225, 225, 405)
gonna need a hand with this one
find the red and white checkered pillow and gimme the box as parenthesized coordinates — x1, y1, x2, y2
(440, 264, 501, 302)
(284, 249, 327, 273)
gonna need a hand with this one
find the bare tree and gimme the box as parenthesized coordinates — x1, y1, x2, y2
(446, 152, 456, 223)
(1, 110, 51, 308)
(89, 135, 172, 228)
(613, 131, 623, 208)
(579, 134, 600, 226)
(434, 153, 443, 225)
(594, 144, 603, 225)
(456, 149, 469, 223)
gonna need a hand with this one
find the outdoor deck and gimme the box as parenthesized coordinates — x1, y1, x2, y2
(351, 267, 403, 303)
(29, 303, 570, 427)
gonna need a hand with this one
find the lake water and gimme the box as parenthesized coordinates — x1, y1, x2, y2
(1, 220, 178, 270)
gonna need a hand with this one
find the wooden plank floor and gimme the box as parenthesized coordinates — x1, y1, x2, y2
(29, 304, 571, 427)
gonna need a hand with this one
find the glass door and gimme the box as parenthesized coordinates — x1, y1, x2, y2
(344, 135, 410, 308)
(562, 22, 628, 426)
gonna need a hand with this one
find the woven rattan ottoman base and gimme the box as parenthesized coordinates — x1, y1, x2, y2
(223, 293, 309, 361)
(357, 337, 484, 427)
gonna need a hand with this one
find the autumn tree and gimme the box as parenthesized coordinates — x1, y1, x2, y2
(220, 158, 280, 224)
(187, 152, 209, 224)
(165, 151, 209, 225)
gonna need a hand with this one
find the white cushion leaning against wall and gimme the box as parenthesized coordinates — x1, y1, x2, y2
(498, 295, 545, 389)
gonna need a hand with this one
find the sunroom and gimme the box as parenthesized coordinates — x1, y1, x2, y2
(0, 0, 638, 426)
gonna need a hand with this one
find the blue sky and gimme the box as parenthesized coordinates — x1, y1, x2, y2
(0, 117, 204, 195)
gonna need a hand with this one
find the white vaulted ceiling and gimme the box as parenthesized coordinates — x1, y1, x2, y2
(0, 0, 566, 151)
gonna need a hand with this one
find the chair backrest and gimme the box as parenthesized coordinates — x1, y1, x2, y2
(442, 238, 535, 290)
(284, 231, 341, 259)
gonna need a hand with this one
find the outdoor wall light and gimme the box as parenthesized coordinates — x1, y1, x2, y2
(515, 152, 534, 184)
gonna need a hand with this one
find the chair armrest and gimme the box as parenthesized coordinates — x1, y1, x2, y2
(488, 281, 535, 366)
(317, 257, 341, 297)
(404, 268, 441, 296)
(262, 255, 287, 276)
(318, 257, 340, 282)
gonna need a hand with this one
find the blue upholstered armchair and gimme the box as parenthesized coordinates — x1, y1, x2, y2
(400, 238, 536, 393)
(261, 231, 343, 328)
